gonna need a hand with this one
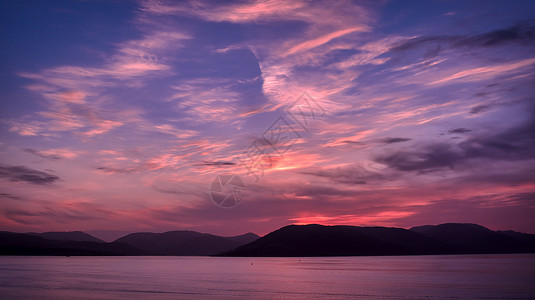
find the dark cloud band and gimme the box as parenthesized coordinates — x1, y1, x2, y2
(0, 165, 59, 185)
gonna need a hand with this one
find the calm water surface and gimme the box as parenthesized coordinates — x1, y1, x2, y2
(1, 254, 534, 299)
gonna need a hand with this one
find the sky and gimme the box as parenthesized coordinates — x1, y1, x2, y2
(1, 0, 535, 240)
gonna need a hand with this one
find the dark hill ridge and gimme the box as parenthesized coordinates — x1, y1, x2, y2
(410, 223, 535, 253)
(220, 224, 453, 257)
(221, 224, 535, 257)
(0, 230, 259, 256)
(497, 230, 535, 243)
(27, 231, 104, 243)
(224, 224, 407, 257)
(114, 231, 259, 255)
(2, 224, 534, 256)
(0, 231, 143, 256)
(225, 232, 260, 245)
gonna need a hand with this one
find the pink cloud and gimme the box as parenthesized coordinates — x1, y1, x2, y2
(11, 29, 191, 140)
(7, 121, 42, 136)
(429, 57, 535, 85)
(81, 120, 123, 137)
(322, 129, 377, 148)
(154, 124, 199, 139)
(333, 35, 409, 68)
(141, 0, 307, 23)
(285, 27, 369, 56)
(170, 80, 245, 123)
(289, 211, 416, 227)
(51, 90, 87, 104)
(27, 148, 80, 159)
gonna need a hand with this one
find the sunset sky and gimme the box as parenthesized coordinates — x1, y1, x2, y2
(1, 0, 534, 240)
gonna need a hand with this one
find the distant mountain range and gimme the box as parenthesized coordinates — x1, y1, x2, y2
(0, 231, 143, 256)
(114, 231, 259, 255)
(1, 223, 534, 256)
(27, 231, 105, 243)
(0, 230, 258, 256)
(222, 223, 535, 256)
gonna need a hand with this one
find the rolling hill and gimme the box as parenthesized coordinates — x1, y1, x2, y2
(114, 231, 259, 255)
(221, 224, 535, 257)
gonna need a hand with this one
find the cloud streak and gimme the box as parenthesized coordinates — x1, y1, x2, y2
(0, 165, 60, 185)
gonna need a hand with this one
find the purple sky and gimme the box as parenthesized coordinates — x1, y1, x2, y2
(1, 0, 535, 239)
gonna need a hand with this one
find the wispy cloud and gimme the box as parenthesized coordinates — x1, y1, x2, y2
(429, 58, 535, 85)
(24, 148, 79, 160)
(141, 0, 307, 23)
(285, 27, 368, 56)
(0, 165, 60, 185)
(10, 28, 191, 139)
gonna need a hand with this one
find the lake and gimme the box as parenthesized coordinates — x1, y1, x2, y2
(1, 254, 534, 299)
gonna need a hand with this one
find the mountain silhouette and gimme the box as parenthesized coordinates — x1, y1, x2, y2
(2, 224, 534, 256)
(0, 231, 143, 256)
(114, 231, 259, 255)
(0, 230, 258, 256)
(221, 224, 535, 257)
(27, 231, 104, 243)
(410, 223, 535, 253)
